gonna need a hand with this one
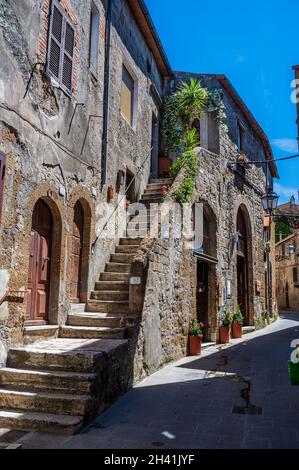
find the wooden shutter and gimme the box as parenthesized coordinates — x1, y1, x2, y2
(121, 66, 134, 125)
(89, 3, 100, 76)
(62, 21, 75, 91)
(0, 152, 6, 224)
(47, 1, 75, 93)
(48, 3, 63, 80)
(293, 267, 298, 283)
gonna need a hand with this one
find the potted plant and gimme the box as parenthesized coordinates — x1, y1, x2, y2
(219, 306, 233, 344)
(189, 319, 204, 356)
(232, 305, 244, 339)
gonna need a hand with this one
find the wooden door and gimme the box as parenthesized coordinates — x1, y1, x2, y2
(70, 202, 84, 303)
(27, 199, 52, 324)
(0, 152, 6, 224)
(237, 256, 249, 326)
(197, 261, 209, 341)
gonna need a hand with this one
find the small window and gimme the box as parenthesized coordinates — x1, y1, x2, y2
(237, 120, 245, 152)
(293, 267, 298, 283)
(121, 65, 135, 126)
(47, 1, 75, 94)
(89, 2, 100, 77)
(0, 152, 6, 225)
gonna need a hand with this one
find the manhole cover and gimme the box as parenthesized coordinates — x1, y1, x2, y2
(233, 405, 262, 415)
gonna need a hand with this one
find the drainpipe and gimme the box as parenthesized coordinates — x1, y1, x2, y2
(101, 0, 112, 188)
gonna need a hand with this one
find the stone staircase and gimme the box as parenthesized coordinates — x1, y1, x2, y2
(0, 178, 172, 434)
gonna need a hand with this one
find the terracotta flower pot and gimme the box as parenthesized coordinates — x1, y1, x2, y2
(232, 322, 243, 339)
(189, 335, 203, 356)
(219, 326, 230, 344)
(159, 157, 171, 176)
(107, 186, 114, 202)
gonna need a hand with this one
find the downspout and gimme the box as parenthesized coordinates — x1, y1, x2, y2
(101, 0, 112, 188)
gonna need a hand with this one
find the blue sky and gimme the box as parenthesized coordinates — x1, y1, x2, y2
(146, 0, 299, 203)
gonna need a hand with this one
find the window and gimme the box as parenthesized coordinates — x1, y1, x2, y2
(237, 120, 245, 152)
(121, 65, 135, 126)
(47, 1, 75, 94)
(89, 3, 100, 77)
(0, 152, 6, 225)
(293, 267, 298, 283)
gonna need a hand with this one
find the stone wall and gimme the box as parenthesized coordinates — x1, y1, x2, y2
(0, 0, 164, 365)
(276, 231, 299, 312)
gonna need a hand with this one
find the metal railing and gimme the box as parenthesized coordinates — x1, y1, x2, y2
(91, 147, 153, 254)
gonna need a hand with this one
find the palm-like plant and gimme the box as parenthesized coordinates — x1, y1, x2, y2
(177, 78, 208, 128)
(183, 128, 200, 151)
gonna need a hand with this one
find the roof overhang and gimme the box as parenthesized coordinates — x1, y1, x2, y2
(216, 75, 279, 179)
(127, 0, 173, 78)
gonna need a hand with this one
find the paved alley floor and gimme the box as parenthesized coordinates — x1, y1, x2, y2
(17, 313, 299, 449)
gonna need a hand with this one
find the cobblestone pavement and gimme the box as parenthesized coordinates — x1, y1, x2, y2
(17, 313, 299, 449)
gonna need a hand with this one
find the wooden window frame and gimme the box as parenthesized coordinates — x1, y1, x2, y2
(89, 2, 100, 78)
(237, 120, 246, 153)
(121, 63, 137, 129)
(46, 0, 75, 96)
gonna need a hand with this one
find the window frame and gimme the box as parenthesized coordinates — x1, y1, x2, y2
(46, 0, 76, 96)
(120, 63, 137, 130)
(237, 119, 246, 153)
(89, 1, 100, 78)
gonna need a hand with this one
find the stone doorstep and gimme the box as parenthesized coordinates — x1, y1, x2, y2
(243, 326, 256, 335)
(24, 325, 59, 337)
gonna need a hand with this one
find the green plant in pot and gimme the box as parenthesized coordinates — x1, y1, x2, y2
(189, 319, 204, 356)
(232, 305, 244, 339)
(219, 306, 233, 344)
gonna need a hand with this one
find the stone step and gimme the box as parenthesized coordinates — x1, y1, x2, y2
(0, 388, 90, 416)
(110, 253, 135, 264)
(23, 326, 59, 345)
(90, 291, 129, 301)
(144, 189, 165, 196)
(0, 368, 96, 394)
(69, 303, 87, 314)
(100, 272, 129, 282)
(119, 238, 143, 246)
(115, 245, 140, 254)
(60, 326, 126, 340)
(150, 178, 173, 185)
(95, 281, 129, 291)
(141, 195, 163, 202)
(0, 410, 83, 435)
(87, 300, 130, 314)
(105, 262, 131, 273)
(7, 338, 128, 373)
(67, 312, 130, 328)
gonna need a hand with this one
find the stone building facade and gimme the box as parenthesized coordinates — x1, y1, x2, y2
(0, 0, 279, 431)
(0, 0, 171, 366)
(276, 199, 299, 312)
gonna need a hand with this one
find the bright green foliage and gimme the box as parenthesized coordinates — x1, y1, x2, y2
(275, 219, 293, 243)
(160, 94, 182, 153)
(176, 78, 208, 128)
(170, 150, 199, 204)
(233, 305, 244, 325)
(221, 305, 234, 327)
(189, 318, 204, 336)
(183, 128, 200, 151)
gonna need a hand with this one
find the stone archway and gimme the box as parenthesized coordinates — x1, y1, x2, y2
(26, 196, 62, 326)
(68, 197, 92, 304)
(235, 204, 254, 326)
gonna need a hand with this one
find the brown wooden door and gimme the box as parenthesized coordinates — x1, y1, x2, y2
(237, 256, 249, 326)
(70, 202, 84, 303)
(197, 261, 209, 341)
(27, 199, 52, 324)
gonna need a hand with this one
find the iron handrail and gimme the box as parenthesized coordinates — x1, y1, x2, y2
(91, 147, 153, 254)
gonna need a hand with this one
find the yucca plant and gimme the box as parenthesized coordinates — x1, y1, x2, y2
(183, 128, 200, 151)
(177, 78, 208, 129)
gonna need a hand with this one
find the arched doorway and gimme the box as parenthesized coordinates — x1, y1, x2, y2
(195, 204, 217, 342)
(236, 207, 251, 326)
(70, 201, 84, 303)
(27, 199, 53, 325)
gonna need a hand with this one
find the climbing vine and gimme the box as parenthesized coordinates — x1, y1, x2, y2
(170, 150, 199, 204)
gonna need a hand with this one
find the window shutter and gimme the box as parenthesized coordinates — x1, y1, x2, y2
(89, 3, 100, 76)
(47, 1, 75, 93)
(48, 4, 63, 80)
(62, 21, 75, 91)
(121, 66, 134, 125)
(293, 267, 298, 283)
(0, 152, 6, 225)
